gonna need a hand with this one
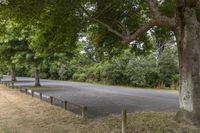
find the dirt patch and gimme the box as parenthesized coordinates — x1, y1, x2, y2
(0, 86, 199, 133)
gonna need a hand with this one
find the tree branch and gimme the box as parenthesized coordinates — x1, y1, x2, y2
(123, 20, 156, 44)
(116, 21, 131, 36)
(79, 2, 176, 45)
(122, 0, 176, 44)
(144, 0, 175, 30)
(79, 4, 124, 39)
(91, 18, 124, 38)
(144, 0, 160, 18)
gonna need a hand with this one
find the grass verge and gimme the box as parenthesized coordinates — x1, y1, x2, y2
(0, 86, 198, 133)
(26, 86, 64, 91)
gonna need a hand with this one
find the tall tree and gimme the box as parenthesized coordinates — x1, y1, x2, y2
(15, 50, 43, 87)
(0, 39, 27, 81)
(87, 0, 200, 125)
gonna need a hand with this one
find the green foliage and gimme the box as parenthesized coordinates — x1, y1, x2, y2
(1, 0, 86, 56)
(73, 73, 87, 82)
(84, 64, 102, 82)
(145, 70, 160, 87)
(159, 0, 176, 18)
(101, 62, 127, 85)
(0, 0, 180, 90)
(65, 44, 178, 88)
(15, 65, 30, 77)
(158, 44, 178, 87)
(0, 62, 8, 75)
(10, 42, 178, 89)
(126, 57, 152, 87)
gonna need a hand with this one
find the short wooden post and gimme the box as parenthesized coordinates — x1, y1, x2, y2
(40, 93, 42, 100)
(50, 96, 53, 104)
(11, 81, 14, 89)
(122, 110, 127, 133)
(31, 90, 34, 97)
(82, 106, 87, 119)
(64, 101, 68, 110)
(8, 82, 11, 88)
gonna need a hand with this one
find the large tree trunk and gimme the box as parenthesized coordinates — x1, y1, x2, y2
(10, 64, 16, 81)
(34, 64, 41, 87)
(175, 2, 200, 125)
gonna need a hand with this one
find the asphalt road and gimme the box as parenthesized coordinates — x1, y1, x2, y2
(2, 76, 179, 117)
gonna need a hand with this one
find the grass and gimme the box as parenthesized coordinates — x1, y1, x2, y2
(0, 85, 199, 133)
(26, 86, 64, 91)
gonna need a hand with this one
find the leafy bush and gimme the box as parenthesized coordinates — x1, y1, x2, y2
(145, 70, 160, 87)
(101, 62, 128, 85)
(72, 73, 87, 82)
(40, 72, 49, 79)
(85, 64, 102, 82)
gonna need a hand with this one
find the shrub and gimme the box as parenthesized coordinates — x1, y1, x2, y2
(72, 73, 87, 82)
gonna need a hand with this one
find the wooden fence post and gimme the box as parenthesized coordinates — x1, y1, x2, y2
(31, 90, 34, 97)
(25, 89, 28, 94)
(11, 81, 14, 89)
(8, 82, 11, 88)
(40, 93, 42, 100)
(122, 110, 127, 133)
(64, 101, 68, 110)
(9, 82, 11, 88)
(82, 106, 87, 119)
(50, 96, 53, 104)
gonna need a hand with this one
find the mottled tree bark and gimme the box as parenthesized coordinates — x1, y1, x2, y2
(175, 1, 200, 125)
(10, 64, 16, 82)
(35, 64, 41, 87)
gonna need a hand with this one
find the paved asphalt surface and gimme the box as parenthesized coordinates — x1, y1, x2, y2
(2, 76, 179, 117)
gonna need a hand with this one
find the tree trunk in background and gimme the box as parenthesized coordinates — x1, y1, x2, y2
(35, 64, 41, 87)
(175, 2, 200, 125)
(10, 64, 16, 81)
